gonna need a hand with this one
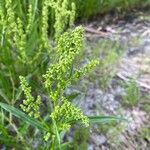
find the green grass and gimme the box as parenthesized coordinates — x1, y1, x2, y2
(87, 39, 123, 91)
(122, 79, 141, 107)
(140, 94, 150, 113)
(71, 0, 150, 20)
(70, 127, 90, 150)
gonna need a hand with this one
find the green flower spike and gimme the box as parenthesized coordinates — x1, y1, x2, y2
(19, 76, 41, 119)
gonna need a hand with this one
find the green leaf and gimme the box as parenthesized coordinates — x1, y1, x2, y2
(0, 102, 48, 131)
(66, 93, 80, 102)
(88, 116, 127, 124)
(18, 122, 30, 136)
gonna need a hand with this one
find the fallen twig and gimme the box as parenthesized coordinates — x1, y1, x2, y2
(84, 27, 108, 37)
(117, 73, 150, 91)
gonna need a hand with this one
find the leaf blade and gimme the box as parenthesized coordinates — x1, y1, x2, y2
(0, 102, 48, 131)
(88, 116, 127, 124)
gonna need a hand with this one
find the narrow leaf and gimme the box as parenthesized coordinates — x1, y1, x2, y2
(0, 102, 48, 131)
(88, 116, 127, 124)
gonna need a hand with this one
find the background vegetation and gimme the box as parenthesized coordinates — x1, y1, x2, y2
(72, 0, 150, 19)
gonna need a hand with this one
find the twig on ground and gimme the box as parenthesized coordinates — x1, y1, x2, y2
(116, 73, 150, 91)
(84, 27, 108, 37)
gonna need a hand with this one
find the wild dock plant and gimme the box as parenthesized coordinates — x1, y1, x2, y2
(18, 27, 99, 149)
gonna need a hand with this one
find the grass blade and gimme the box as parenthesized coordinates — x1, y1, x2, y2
(88, 116, 127, 124)
(0, 102, 48, 131)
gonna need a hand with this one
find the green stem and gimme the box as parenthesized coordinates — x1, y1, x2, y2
(0, 25, 5, 47)
(55, 121, 61, 150)
(0, 108, 4, 125)
(9, 71, 15, 105)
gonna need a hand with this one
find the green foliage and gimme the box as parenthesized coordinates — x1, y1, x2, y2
(89, 39, 123, 90)
(70, 127, 90, 150)
(43, 28, 99, 103)
(98, 121, 118, 135)
(123, 79, 141, 107)
(88, 116, 127, 124)
(140, 94, 150, 113)
(138, 127, 150, 142)
(71, 0, 149, 19)
(0, 102, 47, 132)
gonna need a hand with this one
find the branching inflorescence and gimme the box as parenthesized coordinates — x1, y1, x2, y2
(20, 26, 99, 144)
(19, 76, 41, 119)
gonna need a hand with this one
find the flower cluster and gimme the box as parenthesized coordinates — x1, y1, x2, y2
(69, 2, 76, 27)
(50, 97, 89, 130)
(43, 27, 99, 103)
(41, 0, 51, 50)
(72, 59, 99, 80)
(15, 18, 27, 62)
(26, 4, 33, 35)
(19, 76, 41, 119)
(18, 26, 99, 143)
(5, 0, 17, 45)
(49, 0, 76, 39)
(5, 0, 27, 63)
(43, 27, 84, 101)
(5, 0, 17, 33)
(56, 26, 83, 58)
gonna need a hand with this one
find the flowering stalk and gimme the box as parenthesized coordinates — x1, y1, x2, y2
(20, 27, 99, 149)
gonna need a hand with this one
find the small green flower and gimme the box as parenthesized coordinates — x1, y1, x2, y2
(50, 97, 89, 130)
(44, 132, 51, 141)
(19, 76, 41, 119)
(26, 4, 33, 34)
(41, 0, 50, 50)
(43, 27, 98, 103)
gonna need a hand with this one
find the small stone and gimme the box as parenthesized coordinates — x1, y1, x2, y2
(91, 133, 107, 146)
